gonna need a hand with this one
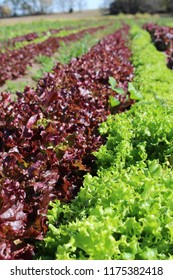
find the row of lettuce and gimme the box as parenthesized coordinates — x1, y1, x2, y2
(35, 25, 173, 260)
(0, 20, 112, 52)
(0, 20, 172, 260)
(0, 20, 101, 46)
(143, 23, 173, 69)
(3, 22, 122, 94)
(0, 24, 134, 260)
(0, 24, 111, 86)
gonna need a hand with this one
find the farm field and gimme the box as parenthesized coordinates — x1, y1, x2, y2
(0, 13, 173, 260)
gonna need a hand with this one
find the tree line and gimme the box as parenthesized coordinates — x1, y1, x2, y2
(0, 0, 87, 18)
(1, 0, 173, 18)
(109, 0, 173, 14)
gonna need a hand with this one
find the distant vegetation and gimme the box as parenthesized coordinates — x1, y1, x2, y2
(109, 0, 173, 14)
(0, 0, 87, 18)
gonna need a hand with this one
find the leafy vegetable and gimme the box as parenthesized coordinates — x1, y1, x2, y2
(128, 82, 143, 100)
(109, 76, 125, 95)
(0, 25, 133, 259)
(0, 25, 107, 86)
(36, 24, 173, 261)
(108, 95, 120, 107)
(5, 80, 26, 94)
(36, 159, 173, 260)
(143, 23, 173, 69)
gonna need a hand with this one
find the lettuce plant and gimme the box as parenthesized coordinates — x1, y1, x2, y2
(0, 25, 133, 259)
(36, 25, 173, 261)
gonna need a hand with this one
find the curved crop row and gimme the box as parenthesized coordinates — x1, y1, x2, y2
(37, 26, 173, 260)
(143, 23, 173, 69)
(0, 25, 134, 260)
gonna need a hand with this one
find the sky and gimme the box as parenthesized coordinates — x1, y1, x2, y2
(83, 0, 103, 10)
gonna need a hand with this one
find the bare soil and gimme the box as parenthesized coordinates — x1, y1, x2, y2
(0, 10, 107, 26)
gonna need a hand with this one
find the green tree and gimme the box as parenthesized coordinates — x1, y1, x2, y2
(110, 0, 172, 14)
(110, 0, 140, 14)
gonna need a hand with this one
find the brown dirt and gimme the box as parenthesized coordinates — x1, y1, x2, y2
(0, 10, 107, 26)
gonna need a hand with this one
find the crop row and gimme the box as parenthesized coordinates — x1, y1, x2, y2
(0, 21, 110, 51)
(36, 25, 173, 260)
(143, 23, 173, 69)
(2, 27, 72, 48)
(0, 23, 120, 94)
(0, 25, 134, 260)
(0, 19, 92, 43)
(2, 21, 102, 50)
(0, 25, 108, 86)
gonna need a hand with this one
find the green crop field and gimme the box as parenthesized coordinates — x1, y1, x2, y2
(0, 13, 173, 260)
